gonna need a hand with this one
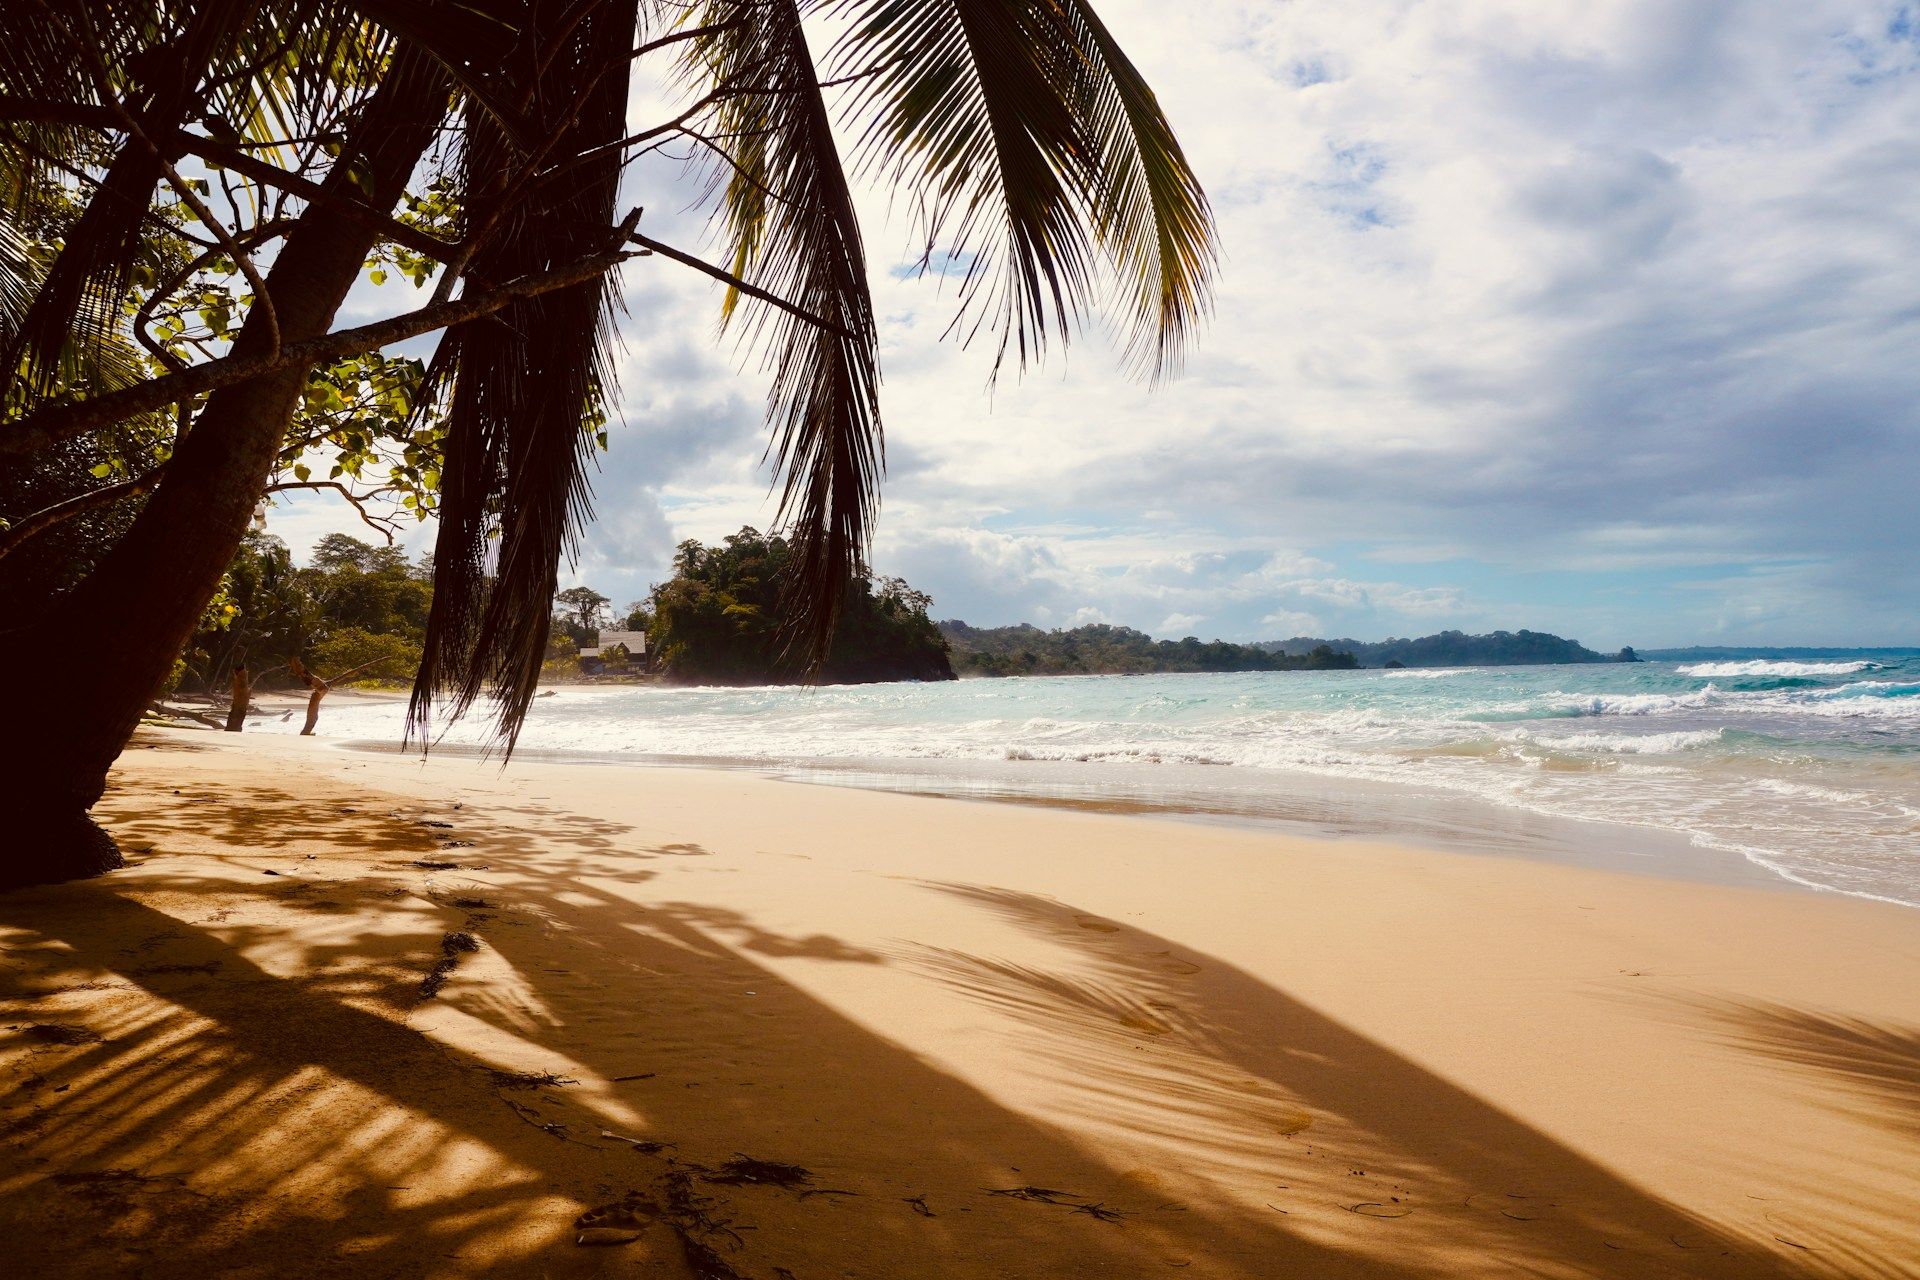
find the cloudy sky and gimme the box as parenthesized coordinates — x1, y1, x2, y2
(273, 0, 1920, 649)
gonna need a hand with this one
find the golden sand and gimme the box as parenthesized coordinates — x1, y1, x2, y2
(2, 727, 1915, 1277)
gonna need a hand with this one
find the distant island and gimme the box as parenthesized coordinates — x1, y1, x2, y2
(941, 622, 1357, 677)
(1258, 629, 1632, 668)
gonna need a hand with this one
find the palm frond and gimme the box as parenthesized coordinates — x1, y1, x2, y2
(0, 0, 383, 398)
(1049, 0, 1214, 379)
(683, 0, 881, 668)
(349, 0, 538, 145)
(2, 0, 262, 398)
(823, 0, 1094, 376)
(820, 0, 1214, 377)
(408, 0, 639, 751)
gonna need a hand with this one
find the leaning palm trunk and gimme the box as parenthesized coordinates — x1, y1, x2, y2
(0, 48, 451, 888)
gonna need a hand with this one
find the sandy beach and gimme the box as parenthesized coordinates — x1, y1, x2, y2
(3, 726, 1916, 1279)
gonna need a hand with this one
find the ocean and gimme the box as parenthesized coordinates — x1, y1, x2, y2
(269, 655, 1920, 908)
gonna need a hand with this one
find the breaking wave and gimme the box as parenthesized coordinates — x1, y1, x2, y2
(276, 653, 1920, 907)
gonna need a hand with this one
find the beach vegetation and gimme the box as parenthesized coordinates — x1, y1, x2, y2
(649, 529, 953, 684)
(554, 586, 614, 647)
(167, 532, 430, 702)
(1256, 629, 1621, 667)
(942, 621, 1358, 676)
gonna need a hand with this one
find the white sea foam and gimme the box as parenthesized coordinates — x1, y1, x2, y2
(1523, 728, 1725, 754)
(270, 662, 1920, 907)
(1547, 689, 1716, 717)
(1676, 659, 1873, 678)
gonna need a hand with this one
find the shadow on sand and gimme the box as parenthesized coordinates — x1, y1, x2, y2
(0, 763, 1845, 1278)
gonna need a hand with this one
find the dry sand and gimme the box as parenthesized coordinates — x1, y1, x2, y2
(2, 726, 1916, 1278)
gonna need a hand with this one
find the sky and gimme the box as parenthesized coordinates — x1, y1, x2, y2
(269, 0, 1920, 649)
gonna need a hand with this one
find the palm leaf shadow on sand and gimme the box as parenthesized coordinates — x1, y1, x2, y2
(900, 880, 1873, 1279)
(1654, 996, 1920, 1142)
(0, 779, 1423, 1279)
(0, 773, 1852, 1278)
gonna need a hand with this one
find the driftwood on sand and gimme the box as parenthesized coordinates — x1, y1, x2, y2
(288, 657, 327, 736)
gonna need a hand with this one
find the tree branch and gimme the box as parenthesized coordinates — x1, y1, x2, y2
(627, 231, 853, 339)
(55, 0, 284, 358)
(2, 97, 459, 264)
(0, 464, 167, 562)
(263, 479, 402, 542)
(3, 247, 639, 456)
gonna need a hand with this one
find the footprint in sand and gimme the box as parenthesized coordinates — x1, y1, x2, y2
(1073, 914, 1121, 933)
(1146, 950, 1202, 975)
(574, 1199, 650, 1246)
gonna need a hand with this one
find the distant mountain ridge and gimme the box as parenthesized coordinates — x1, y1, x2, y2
(1257, 628, 1628, 668)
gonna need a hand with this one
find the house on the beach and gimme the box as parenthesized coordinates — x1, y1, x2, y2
(580, 629, 647, 660)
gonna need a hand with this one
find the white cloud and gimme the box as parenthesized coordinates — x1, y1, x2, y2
(1258, 608, 1323, 636)
(272, 2, 1920, 647)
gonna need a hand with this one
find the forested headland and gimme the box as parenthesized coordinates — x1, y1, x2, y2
(645, 529, 953, 685)
(1258, 629, 1633, 667)
(941, 622, 1358, 676)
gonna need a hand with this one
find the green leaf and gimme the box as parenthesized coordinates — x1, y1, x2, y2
(369, 269, 387, 286)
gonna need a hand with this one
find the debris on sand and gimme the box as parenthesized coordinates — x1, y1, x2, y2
(987, 1185, 1082, 1205)
(488, 1070, 577, 1091)
(17, 1023, 103, 1046)
(419, 931, 481, 998)
(989, 1185, 1129, 1222)
(706, 1156, 812, 1188)
(601, 1130, 673, 1154)
(651, 1169, 751, 1277)
(1071, 1201, 1129, 1222)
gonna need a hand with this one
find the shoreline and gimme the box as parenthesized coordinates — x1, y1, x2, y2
(231, 664, 1920, 911)
(323, 733, 1808, 900)
(3, 727, 1916, 1276)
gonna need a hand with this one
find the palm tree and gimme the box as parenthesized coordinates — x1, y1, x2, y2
(0, 0, 1214, 887)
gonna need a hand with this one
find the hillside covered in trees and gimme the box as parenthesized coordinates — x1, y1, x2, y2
(648, 530, 953, 685)
(1258, 629, 1631, 667)
(172, 532, 434, 697)
(940, 622, 1358, 676)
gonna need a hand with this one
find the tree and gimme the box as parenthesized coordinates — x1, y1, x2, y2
(0, 0, 1215, 886)
(553, 585, 611, 645)
(648, 528, 951, 684)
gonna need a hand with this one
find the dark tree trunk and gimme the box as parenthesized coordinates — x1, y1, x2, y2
(0, 51, 450, 890)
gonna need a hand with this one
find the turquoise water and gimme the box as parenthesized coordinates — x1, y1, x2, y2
(281, 655, 1920, 907)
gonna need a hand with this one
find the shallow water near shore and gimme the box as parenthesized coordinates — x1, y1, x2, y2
(267, 655, 1920, 907)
